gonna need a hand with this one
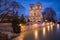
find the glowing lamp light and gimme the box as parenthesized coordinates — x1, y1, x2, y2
(45, 20, 48, 22)
(50, 22, 53, 25)
(19, 24, 24, 26)
(42, 22, 46, 27)
(32, 24, 38, 29)
(46, 22, 49, 26)
(19, 24, 25, 31)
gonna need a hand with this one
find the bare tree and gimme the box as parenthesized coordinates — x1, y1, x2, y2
(9, 1, 25, 15)
(0, 0, 25, 22)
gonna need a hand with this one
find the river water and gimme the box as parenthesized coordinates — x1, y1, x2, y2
(13, 24, 60, 40)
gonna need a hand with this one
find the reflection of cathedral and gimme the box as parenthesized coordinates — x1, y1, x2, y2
(29, 3, 43, 22)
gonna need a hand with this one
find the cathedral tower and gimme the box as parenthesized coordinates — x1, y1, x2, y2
(35, 3, 42, 22)
(29, 3, 43, 22)
(29, 4, 35, 22)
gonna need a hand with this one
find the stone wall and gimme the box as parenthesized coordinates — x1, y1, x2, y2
(0, 23, 13, 32)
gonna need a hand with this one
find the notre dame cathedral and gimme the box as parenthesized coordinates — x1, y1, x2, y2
(29, 3, 43, 22)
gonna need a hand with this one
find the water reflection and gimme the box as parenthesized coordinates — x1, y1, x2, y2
(47, 25, 50, 32)
(19, 34, 24, 40)
(34, 29, 38, 40)
(57, 24, 59, 30)
(14, 32, 28, 40)
(47, 23, 54, 32)
(51, 25, 53, 31)
(13, 23, 60, 40)
(42, 27, 46, 37)
(14, 33, 24, 40)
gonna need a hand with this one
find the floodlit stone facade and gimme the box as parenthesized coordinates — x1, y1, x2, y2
(29, 3, 43, 22)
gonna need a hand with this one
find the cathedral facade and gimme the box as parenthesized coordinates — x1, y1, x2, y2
(29, 3, 43, 22)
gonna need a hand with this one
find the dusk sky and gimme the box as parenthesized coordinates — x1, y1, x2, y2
(16, 0, 60, 20)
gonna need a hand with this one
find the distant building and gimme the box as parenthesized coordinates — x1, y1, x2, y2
(29, 3, 43, 22)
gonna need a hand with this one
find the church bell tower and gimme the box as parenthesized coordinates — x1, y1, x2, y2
(29, 3, 43, 22)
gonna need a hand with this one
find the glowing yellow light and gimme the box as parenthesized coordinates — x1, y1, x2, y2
(21, 26, 25, 31)
(46, 22, 50, 26)
(19, 24, 24, 26)
(34, 30, 38, 40)
(19, 24, 26, 31)
(50, 25, 53, 31)
(42, 27, 46, 37)
(50, 22, 53, 25)
(42, 22, 46, 27)
(45, 20, 47, 22)
(32, 24, 38, 29)
(47, 25, 50, 32)
(15, 33, 24, 40)
(19, 34, 24, 40)
(51, 24, 53, 27)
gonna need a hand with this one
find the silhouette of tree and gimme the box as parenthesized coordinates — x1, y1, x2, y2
(0, 0, 11, 14)
(0, 0, 25, 15)
(9, 1, 25, 15)
(12, 16, 21, 33)
(43, 8, 56, 22)
(0, 0, 25, 33)
(0, 0, 9, 8)
(20, 14, 26, 24)
(0, 0, 25, 22)
(9, 1, 19, 14)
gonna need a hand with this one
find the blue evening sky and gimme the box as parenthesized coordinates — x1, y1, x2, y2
(16, 0, 60, 20)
